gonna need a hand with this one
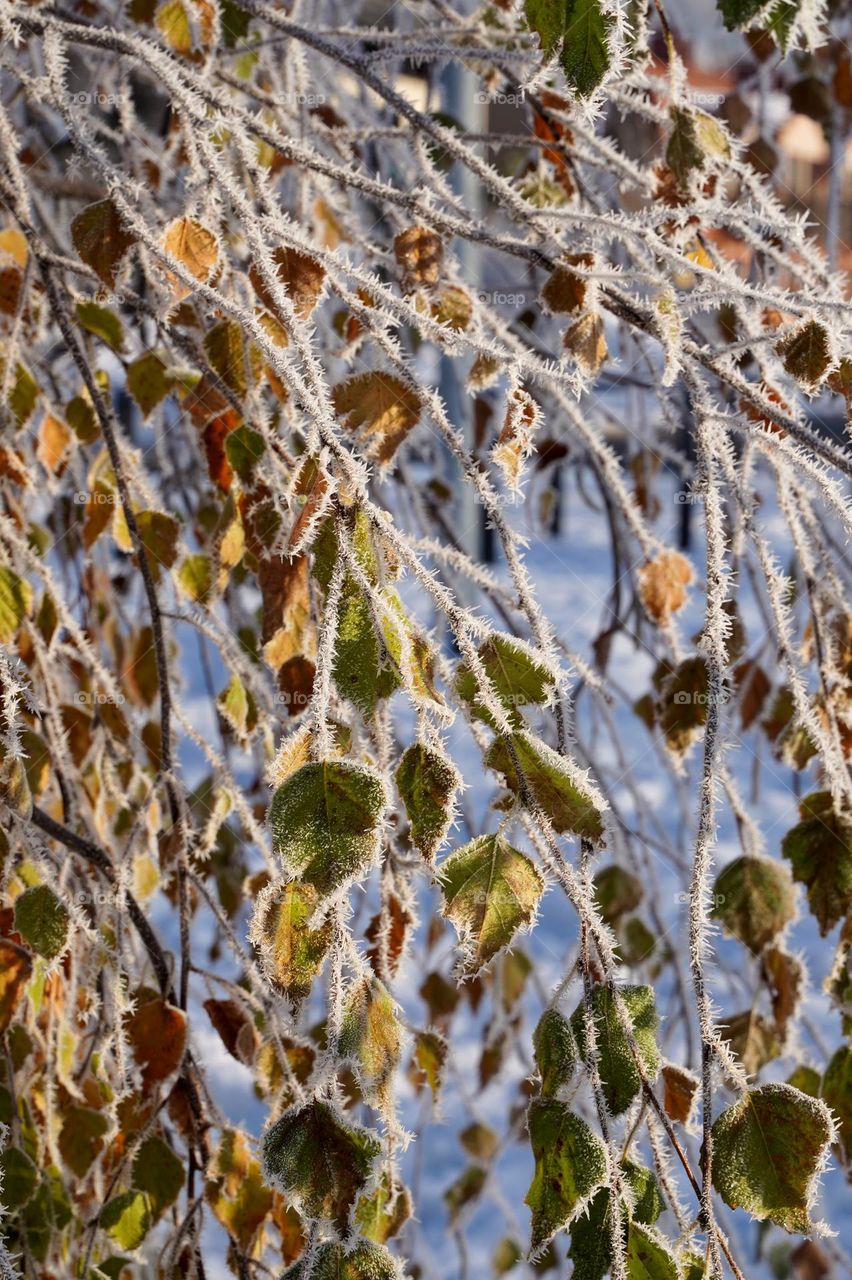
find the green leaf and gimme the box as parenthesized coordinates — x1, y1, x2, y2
(570, 984, 661, 1116)
(821, 1044, 852, 1162)
(444, 1164, 486, 1222)
(14, 884, 69, 959)
(75, 301, 125, 353)
(225, 425, 266, 483)
(58, 1106, 109, 1177)
(269, 760, 385, 896)
(533, 1007, 577, 1096)
(204, 319, 262, 395)
(524, 1099, 608, 1252)
(4, 362, 38, 427)
(396, 743, 459, 861)
(413, 1028, 447, 1098)
(282, 1241, 398, 1280)
(717, 0, 765, 29)
(438, 832, 544, 972)
(262, 1099, 379, 1234)
(625, 1223, 680, 1279)
(524, 0, 612, 97)
(126, 351, 174, 418)
(711, 855, 796, 953)
(485, 731, 605, 841)
(218, 673, 258, 741)
(765, 0, 798, 52)
(561, 0, 612, 96)
(709, 1082, 833, 1232)
(333, 580, 401, 717)
(594, 865, 643, 924)
(0, 1147, 38, 1207)
(251, 880, 332, 1001)
(101, 1190, 153, 1250)
(135, 510, 180, 575)
(455, 632, 554, 726)
(354, 1173, 411, 1243)
(782, 791, 852, 935)
(568, 1162, 666, 1280)
(338, 977, 402, 1105)
(0, 565, 32, 643)
(132, 1135, 184, 1219)
(460, 1121, 499, 1161)
(178, 553, 213, 603)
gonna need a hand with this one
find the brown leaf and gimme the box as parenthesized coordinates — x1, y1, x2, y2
(762, 946, 802, 1035)
(0, 938, 32, 1033)
(288, 455, 330, 553)
(203, 997, 258, 1065)
(70, 200, 136, 289)
(163, 217, 219, 300)
(332, 372, 422, 465)
(563, 311, 607, 376)
(37, 414, 72, 474)
(661, 1061, 699, 1124)
(366, 893, 412, 979)
(638, 550, 693, 623)
(541, 254, 592, 315)
(250, 247, 325, 322)
(733, 659, 770, 731)
(394, 226, 443, 292)
(777, 320, 832, 392)
(126, 994, 188, 1086)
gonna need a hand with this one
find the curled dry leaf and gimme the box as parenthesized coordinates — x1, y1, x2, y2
(563, 310, 607, 376)
(638, 550, 694, 623)
(492, 387, 540, 493)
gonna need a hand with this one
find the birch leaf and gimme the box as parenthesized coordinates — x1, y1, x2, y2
(163, 217, 219, 298)
(252, 880, 332, 1000)
(778, 320, 832, 392)
(485, 731, 606, 841)
(395, 742, 458, 861)
(661, 1062, 699, 1124)
(0, 939, 32, 1032)
(354, 1173, 412, 1243)
(712, 855, 796, 953)
(14, 885, 68, 959)
(455, 632, 553, 726)
(332, 372, 422, 465)
(438, 833, 544, 972)
(533, 1007, 577, 1096)
(126, 352, 174, 418)
(782, 791, 852, 935)
(269, 760, 385, 895)
(638, 551, 693, 623)
(132, 1135, 184, 1218)
(70, 199, 136, 289)
(525, 0, 612, 96)
(570, 984, 661, 1115)
(709, 1083, 833, 1232)
(412, 1029, 447, 1098)
(394, 226, 443, 291)
(250, 247, 325, 321)
(283, 1241, 398, 1280)
(563, 311, 607, 375)
(101, 1191, 153, 1250)
(338, 977, 402, 1105)
(525, 1099, 608, 1252)
(262, 1100, 379, 1233)
(0, 566, 32, 642)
